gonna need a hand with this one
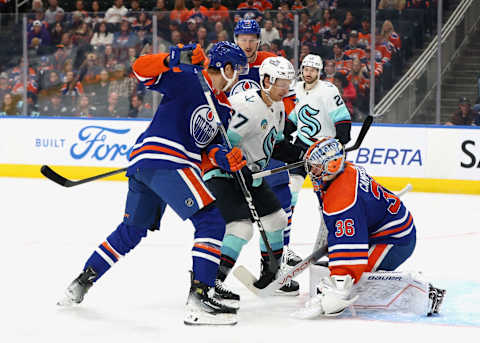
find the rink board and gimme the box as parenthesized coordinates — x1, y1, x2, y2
(0, 117, 479, 194)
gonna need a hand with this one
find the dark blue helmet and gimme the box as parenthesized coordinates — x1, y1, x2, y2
(208, 41, 249, 75)
(234, 19, 261, 38)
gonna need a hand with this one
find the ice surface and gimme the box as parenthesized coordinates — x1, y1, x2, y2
(2, 178, 479, 342)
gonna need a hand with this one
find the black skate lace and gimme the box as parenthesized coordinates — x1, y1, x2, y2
(215, 279, 234, 295)
(286, 248, 300, 261)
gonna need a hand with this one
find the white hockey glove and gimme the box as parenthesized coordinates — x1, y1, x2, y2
(293, 275, 359, 319)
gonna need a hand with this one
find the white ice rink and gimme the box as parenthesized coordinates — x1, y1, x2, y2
(2, 177, 480, 342)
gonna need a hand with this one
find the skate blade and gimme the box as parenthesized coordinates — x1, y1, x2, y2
(57, 297, 77, 306)
(184, 312, 238, 326)
(274, 289, 300, 296)
(215, 298, 240, 310)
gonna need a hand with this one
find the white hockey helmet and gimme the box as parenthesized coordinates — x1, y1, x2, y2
(259, 56, 296, 94)
(301, 54, 323, 81)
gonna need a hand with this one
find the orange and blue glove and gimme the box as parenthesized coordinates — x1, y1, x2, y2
(169, 43, 208, 73)
(207, 144, 247, 173)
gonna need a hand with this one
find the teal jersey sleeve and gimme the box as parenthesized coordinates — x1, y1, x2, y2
(328, 104, 351, 123)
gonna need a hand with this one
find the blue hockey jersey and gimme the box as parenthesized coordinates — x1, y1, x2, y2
(129, 57, 232, 177)
(229, 51, 292, 187)
(315, 163, 416, 282)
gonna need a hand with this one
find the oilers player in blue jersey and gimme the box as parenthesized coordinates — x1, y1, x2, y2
(230, 19, 302, 268)
(296, 137, 445, 317)
(57, 42, 250, 326)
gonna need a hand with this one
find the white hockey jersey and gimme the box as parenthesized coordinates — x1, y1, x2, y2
(228, 90, 285, 174)
(289, 80, 351, 147)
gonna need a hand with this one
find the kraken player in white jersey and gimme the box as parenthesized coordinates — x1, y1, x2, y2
(287, 54, 352, 212)
(203, 57, 305, 306)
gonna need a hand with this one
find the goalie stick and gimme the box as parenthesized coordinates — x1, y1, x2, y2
(40, 165, 127, 188)
(233, 244, 328, 297)
(252, 115, 374, 180)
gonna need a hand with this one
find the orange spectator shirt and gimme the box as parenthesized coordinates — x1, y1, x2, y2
(170, 9, 190, 23)
(186, 6, 209, 19)
(207, 5, 230, 21)
(237, 2, 264, 11)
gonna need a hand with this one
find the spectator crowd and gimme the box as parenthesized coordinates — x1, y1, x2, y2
(0, 0, 453, 122)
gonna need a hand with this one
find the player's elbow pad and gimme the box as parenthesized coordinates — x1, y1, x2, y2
(335, 121, 352, 145)
(132, 53, 170, 81)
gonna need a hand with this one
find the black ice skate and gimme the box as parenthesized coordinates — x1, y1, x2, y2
(284, 247, 302, 267)
(184, 276, 238, 326)
(214, 279, 240, 309)
(254, 259, 300, 296)
(427, 284, 446, 316)
(57, 267, 97, 306)
(253, 259, 277, 289)
(275, 279, 300, 296)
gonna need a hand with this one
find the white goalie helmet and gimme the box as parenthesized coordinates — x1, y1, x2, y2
(304, 137, 345, 181)
(259, 56, 296, 94)
(301, 54, 323, 81)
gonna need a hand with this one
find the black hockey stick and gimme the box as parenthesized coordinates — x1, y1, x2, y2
(344, 114, 373, 153)
(196, 71, 280, 274)
(252, 114, 374, 179)
(40, 165, 127, 187)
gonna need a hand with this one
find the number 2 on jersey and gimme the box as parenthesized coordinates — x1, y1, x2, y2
(334, 95, 344, 107)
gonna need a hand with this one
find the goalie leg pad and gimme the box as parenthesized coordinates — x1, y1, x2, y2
(352, 271, 433, 315)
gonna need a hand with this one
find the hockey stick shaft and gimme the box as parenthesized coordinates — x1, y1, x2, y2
(196, 72, 279, 273)
(40, 165, 127, 187)
(252, 115, 374, 180)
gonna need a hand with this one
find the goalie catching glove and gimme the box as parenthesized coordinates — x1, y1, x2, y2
(293, 274, 359, 319)
(207, 144, 247, 173)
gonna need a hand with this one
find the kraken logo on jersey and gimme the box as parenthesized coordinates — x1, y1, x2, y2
(254, 127, 277, 171)
(230, 79, 261, 96)
(190, 105, 218, 147)
(298, 104, 321, 138)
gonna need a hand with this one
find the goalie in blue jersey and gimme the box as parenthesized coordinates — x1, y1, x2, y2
(57, 42, 249, 326)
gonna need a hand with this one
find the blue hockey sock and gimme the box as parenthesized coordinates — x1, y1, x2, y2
(83, 222, 148, 281)
(283, 205, 292, 246)
(190, 205, 226, 286)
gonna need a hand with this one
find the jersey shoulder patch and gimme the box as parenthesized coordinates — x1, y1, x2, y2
(228, 89, 260, 108)
(323, 164, 358, 215)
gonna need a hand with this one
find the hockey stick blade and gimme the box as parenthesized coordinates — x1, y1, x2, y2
(233, 245, 328, 297)
(40, 165, 72, 187)
(40, 165, 127, 187)
(345, 115, 373, 153)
